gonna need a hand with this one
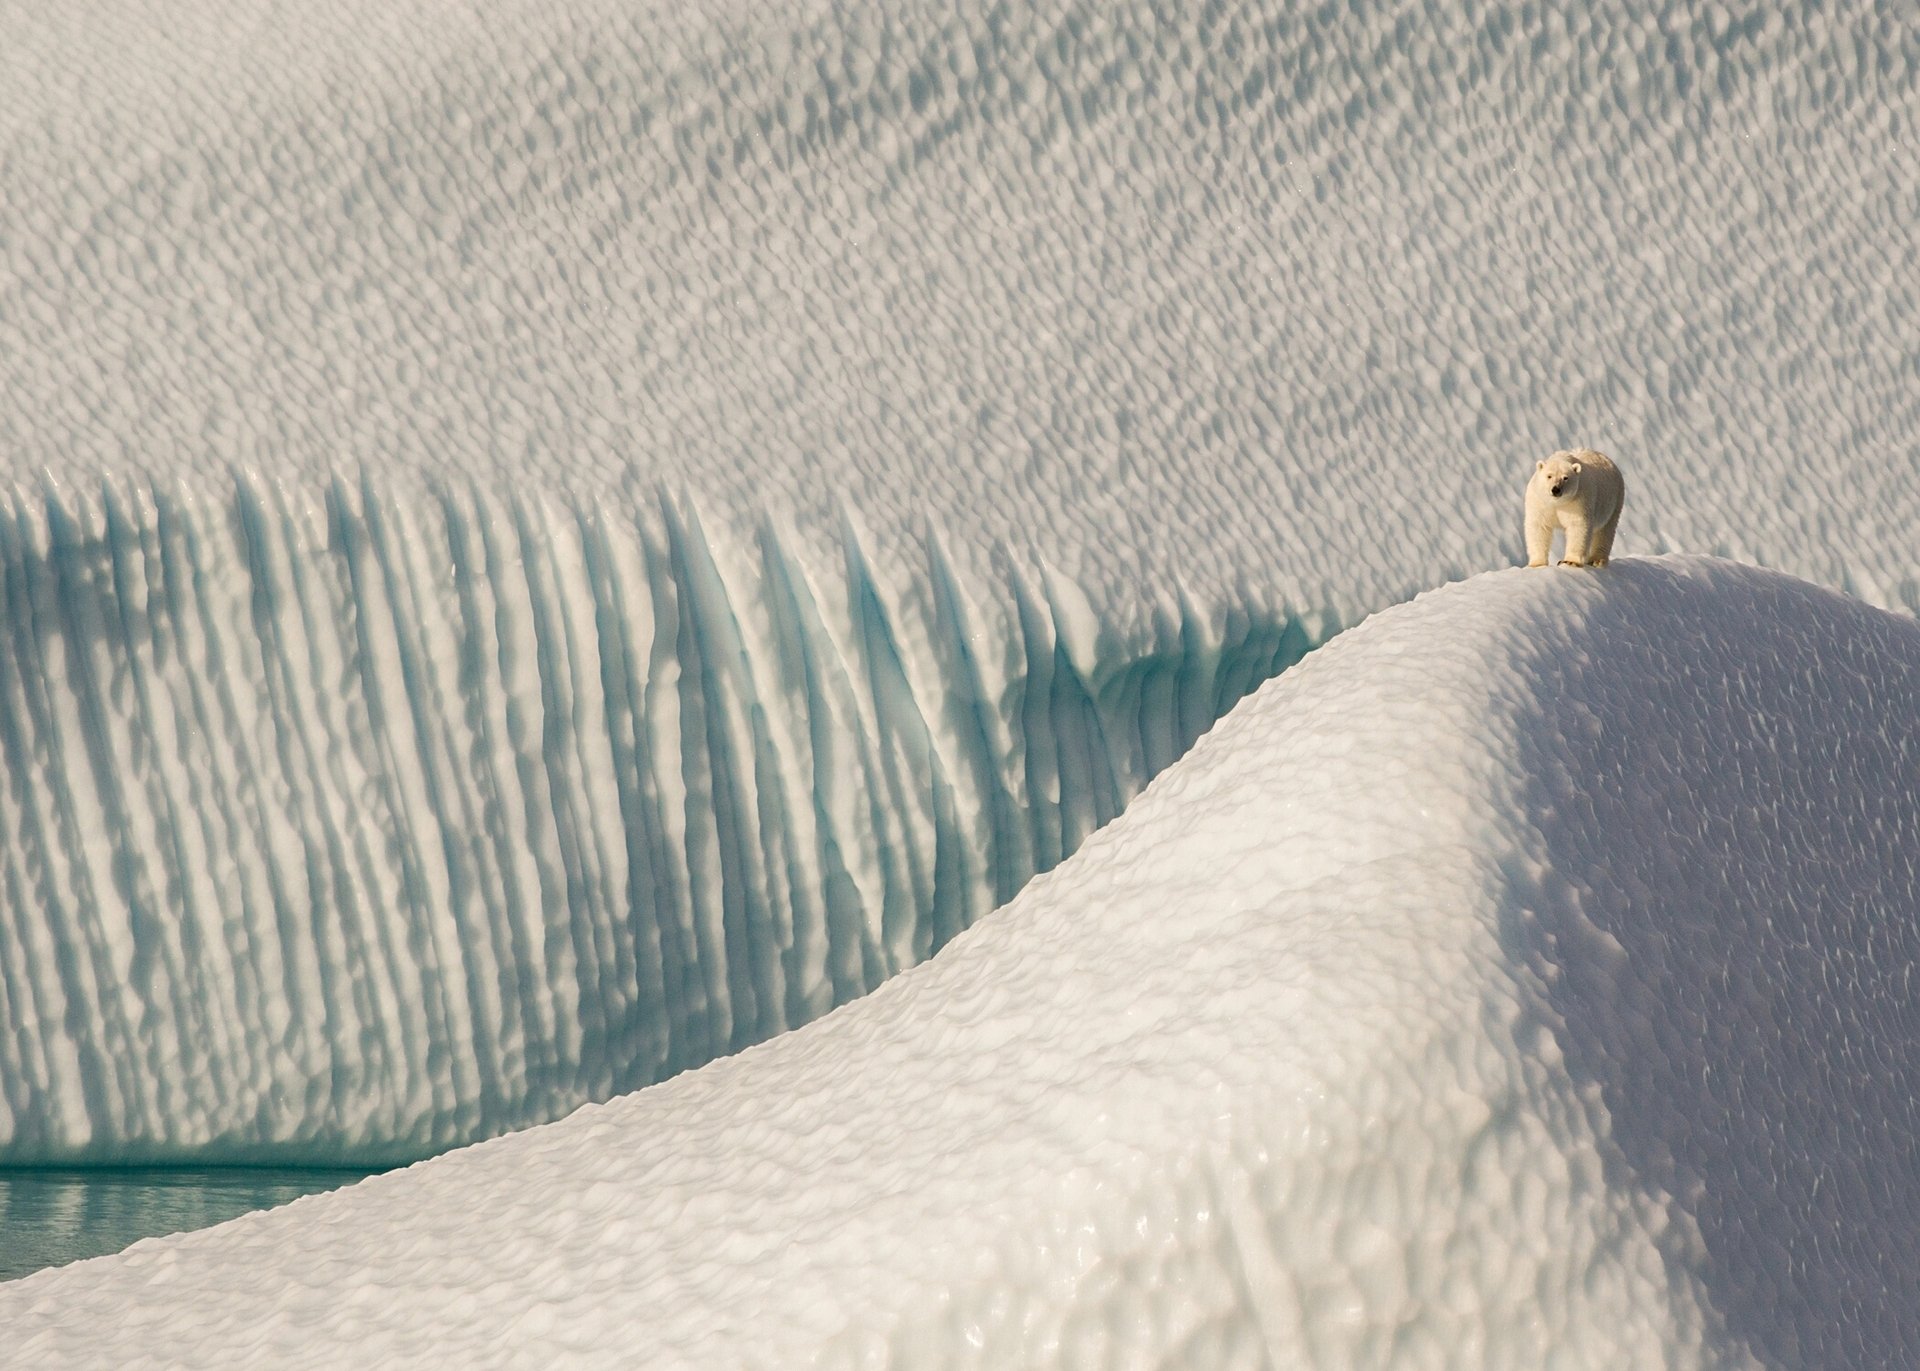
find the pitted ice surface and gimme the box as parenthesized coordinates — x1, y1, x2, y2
(3, 0, 1918, 614)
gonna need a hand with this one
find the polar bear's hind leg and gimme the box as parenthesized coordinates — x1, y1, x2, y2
(1587, 501, 1622, 566)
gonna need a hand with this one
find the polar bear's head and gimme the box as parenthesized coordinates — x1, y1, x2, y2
(1536, 452, 1586, 500)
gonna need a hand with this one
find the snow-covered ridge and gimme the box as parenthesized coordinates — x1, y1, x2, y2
(0, 476, 1310, 1162)
(12, 557, 1913, 1368)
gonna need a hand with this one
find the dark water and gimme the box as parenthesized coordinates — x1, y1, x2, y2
(0, 1168, 374, 1282)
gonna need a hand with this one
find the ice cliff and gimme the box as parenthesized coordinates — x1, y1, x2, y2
(10, 558, 1917, 1368)
(0, 480, 1309, 1160)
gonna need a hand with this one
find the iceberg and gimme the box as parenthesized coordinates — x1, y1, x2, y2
(6, 0, 1920, 1352)
(5, 0, 1920, 1163)
(9, 557, 1915, 1367)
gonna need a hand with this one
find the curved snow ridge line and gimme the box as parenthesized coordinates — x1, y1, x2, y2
(0, 474, 1317, 1163)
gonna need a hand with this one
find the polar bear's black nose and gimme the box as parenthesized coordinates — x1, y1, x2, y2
(1550, 483, 1565, 496)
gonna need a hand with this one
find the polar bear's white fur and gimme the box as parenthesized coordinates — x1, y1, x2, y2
(1526, 449, 1625, 567)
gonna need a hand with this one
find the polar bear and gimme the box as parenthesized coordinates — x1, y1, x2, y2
(1525, 448, 1624, 567)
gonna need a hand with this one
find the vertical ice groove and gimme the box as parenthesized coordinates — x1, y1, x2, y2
(34, 489, 142, 1143)
(538, 501, 630, 1099)
(233, 477, 370, 1139)
(582, 509, 673, 1085)
(147, 483, 249, 1136)
(743, 522, 830, 1038)
(1010, 562, 1065, 876)
(757, 515, 885, 1010)
(148, 487, 260, 1141)
(693, 500, 800, 1051)
(434, 488, 523, 1119)
(634, 512, 704, 1079)
(203, 475, 318, 1140)
(103, 479, 218, 1140)
(504, 495, 588, 1103)
(464, 492, 554, 1109)
(658, 496, 742, 1059)
(0, 478, 1320, 1162)
(925, 530, 1025, 913)
(286, 476, 426, 1136)
(310, 478, 442, 1134)
(0, 491, 91, 1146)
(349, 481, 479, 1137)
(840, 522, 944, 975)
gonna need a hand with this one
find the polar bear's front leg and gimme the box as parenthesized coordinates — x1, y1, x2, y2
(1559, 512, 1593, 566)
(1525, 510, 1553, 567)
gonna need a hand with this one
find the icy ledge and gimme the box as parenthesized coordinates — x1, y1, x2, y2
(12, 556, 1916, 1367)
(0, 477, 1311, 1162)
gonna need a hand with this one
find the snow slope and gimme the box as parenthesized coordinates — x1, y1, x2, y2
(12, 557, 1919, 1368)
(4, 0, 1918, 1162)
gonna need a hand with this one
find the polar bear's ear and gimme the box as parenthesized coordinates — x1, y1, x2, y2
(1536, 460, 1545, 469)
(1570, 460, 1582, 471)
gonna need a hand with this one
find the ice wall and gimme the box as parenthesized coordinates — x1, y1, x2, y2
(0, 477, 1311, 1162)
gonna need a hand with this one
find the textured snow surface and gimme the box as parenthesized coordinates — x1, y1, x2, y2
(9, 558, 1919, 1368)
(5, 0, 1920, 608)
(5, 0, 1920, 1164)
